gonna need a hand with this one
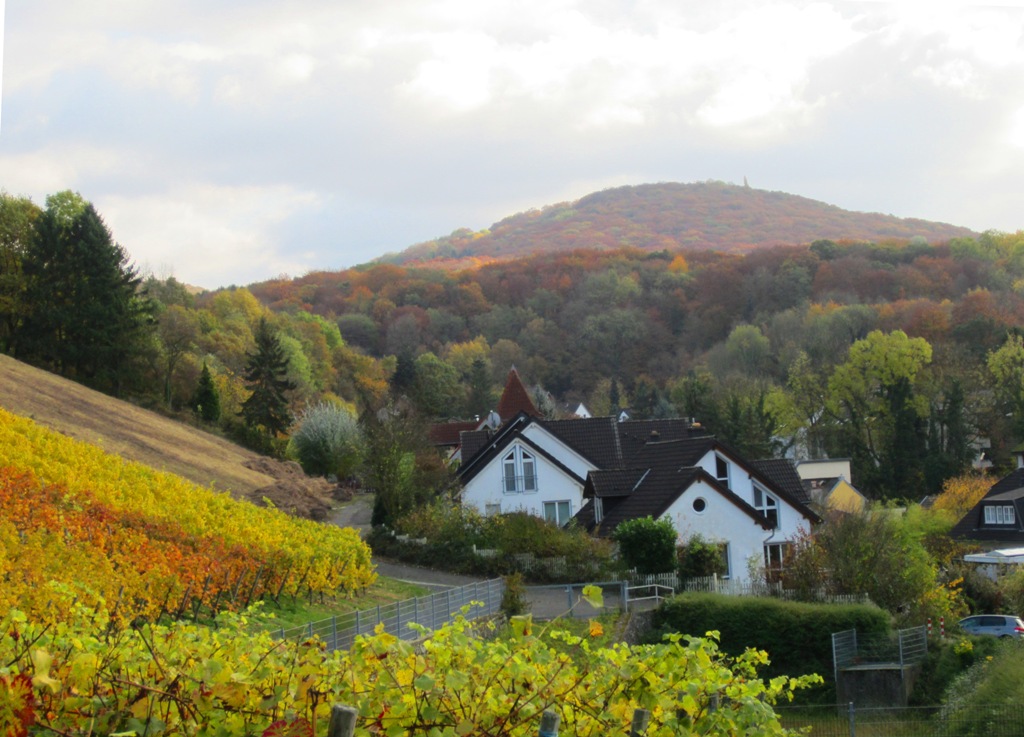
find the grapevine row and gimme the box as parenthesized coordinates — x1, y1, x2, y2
(0, 409, 375, 624)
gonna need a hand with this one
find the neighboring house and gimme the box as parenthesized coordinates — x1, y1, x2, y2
(458, 414, 703, 526)
(429, 367, 540, 463)
(575, 437, 820, 585)
(458, 412, 821, 585)
(794, 458, 868, 514)
(951, 463, 1024, 547)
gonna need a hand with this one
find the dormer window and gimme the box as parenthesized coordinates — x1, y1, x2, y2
(983, 505, 1016, 525)
(502, 447, 537, 494)
(715, 455, 730, 489)
(754, 485, 779, 529)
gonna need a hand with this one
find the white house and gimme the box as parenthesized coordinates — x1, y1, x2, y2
(458, 414, 820, 584)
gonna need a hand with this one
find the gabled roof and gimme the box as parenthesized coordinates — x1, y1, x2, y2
(458, 415, 711, 478)
(496, 367, 539, 421)
(572, 436, 820, 535)
(751, 458, 812, 505)
(578, 466, 775, 537)
(951, 469, 1024, 543)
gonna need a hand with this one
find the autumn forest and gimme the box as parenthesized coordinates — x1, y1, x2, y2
(4, 184, 1024, 504)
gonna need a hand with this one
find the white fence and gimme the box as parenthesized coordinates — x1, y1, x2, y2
(627, 571, 871, 605)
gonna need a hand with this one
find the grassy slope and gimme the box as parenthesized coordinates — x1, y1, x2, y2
(0, 352, 275, 496)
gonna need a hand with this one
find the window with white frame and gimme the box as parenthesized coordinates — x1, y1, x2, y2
(543, 500, 572, 526)
(983, 505, 1017, 525)
(594, 497, 604, 524)
(484, 503, 502, 517)
(502, 446, 538, 494)
(764, 542, 791, 580)
(753, 485, 780, 529)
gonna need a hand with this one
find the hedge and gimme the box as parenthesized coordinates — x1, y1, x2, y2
(651, 593, 891, 700)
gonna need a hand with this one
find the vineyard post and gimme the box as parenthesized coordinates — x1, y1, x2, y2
(244, 565, 265, 609)
(630, 708, 651, 736)
(566, 586, 574, 618)
(273, 564, 292, 604)
(414, 597, 419, 627)
(539, 709, 561, 736)
(192, 575, 212, 621)
(327, 704, 358, 737)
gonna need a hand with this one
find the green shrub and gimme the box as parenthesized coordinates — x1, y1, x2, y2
(287, 402, 364, 478)
(938, 640, 1024, 735)
(652, 593, 891, 701)
(909, 635, 1000, 706)
(678, 533, 728, 579)
(374, 503, 614, 582)
(613, 516, 677, 574)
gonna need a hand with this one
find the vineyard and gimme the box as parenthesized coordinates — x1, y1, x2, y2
(0, 407, 817, 735)
(0, 604, 819, 736)
(0, 408, 375, 626)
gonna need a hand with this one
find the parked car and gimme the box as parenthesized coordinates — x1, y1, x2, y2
(958, 614, 1024, 638)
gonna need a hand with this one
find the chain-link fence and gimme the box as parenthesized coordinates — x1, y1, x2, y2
(776, 703, 1024, 737)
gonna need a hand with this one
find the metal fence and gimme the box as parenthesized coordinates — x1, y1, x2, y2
(832, 627, 928, 672)
(776, 703, 1024, 737)
(273, 578, 505, 652)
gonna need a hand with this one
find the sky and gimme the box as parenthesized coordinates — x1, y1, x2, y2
(2, 1, 1024, 290)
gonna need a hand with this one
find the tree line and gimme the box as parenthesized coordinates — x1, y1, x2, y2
(5, 189, 1024, 504)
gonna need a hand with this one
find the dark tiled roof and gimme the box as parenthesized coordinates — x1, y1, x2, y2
(588, 468, 650, 498)
(752, 458, 812, 505)
(428, 420, 479, 446)
(496, 367, 540, 421)
(951, 468, 1024, 543)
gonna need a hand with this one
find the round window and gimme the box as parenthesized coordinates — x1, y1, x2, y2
(693, 497, 707, 513)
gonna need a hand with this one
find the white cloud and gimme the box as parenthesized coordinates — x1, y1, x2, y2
(3, 0, 1024, 287)
(99, 184, 323, 289)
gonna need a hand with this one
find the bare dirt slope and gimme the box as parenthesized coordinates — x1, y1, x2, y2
(0, 353, 338, 519)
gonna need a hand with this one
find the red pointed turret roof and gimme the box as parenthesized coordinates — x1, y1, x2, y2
(496, 367, 540, 421)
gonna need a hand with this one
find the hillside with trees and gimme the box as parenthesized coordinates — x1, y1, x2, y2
(383, 181, 977, 265)
(3, 186, 1024, 506)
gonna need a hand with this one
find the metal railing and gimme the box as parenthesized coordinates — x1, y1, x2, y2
(273, 578, 505, 652)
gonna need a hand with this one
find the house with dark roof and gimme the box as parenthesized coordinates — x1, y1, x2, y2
(457, 412, 820, 584)
(951, 465, 1024, 546)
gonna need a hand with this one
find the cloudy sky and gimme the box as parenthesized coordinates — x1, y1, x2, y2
(2, 1, 1024, 289)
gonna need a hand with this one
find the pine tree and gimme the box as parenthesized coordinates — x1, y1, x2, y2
(15, 192, 152, 395)
(192, 361, 221, 423)
(240, 317, 296, 443)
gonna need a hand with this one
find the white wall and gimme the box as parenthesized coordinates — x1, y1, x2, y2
(662, 480, 768, 585)
(461, 439, 586, 519)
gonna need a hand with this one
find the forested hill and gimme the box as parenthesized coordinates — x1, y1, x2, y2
(381, 181, 977, 266)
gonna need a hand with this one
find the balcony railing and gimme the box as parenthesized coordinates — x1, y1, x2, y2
(502, 474, 538, 494)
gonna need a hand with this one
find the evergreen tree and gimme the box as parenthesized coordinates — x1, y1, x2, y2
(240, 317, 296, 444)
(192, 361, 221, 423)
(465, 357, 494, 418)
(15, 192, 152, 395)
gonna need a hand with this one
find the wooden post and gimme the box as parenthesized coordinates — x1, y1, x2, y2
(630, 708, 651, 736)
(538, 709, 561, 736)
(327, 704, 358, 737)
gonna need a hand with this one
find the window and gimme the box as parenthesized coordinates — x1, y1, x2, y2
(984, 505, 1016, 525)
(692, 497, 707, 513)
(543, 500, 572, 526)
(484, 503, 501, 516)
(594, 496, 604, 524)
(714, 455, 730, 488)
(754, 486, 780, 529)
(764, 542, 791, 581)
(502, 447, 538, 494)
(718, 542, 731, 579)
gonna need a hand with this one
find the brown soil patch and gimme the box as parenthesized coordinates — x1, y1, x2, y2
(0, 353, 338, 519)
